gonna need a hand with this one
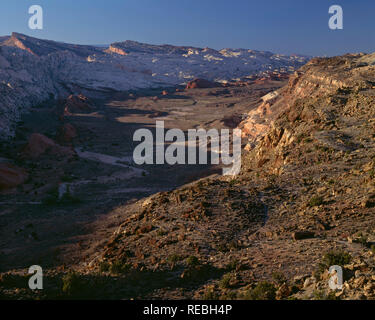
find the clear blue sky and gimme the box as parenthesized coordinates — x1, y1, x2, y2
(0, 0, 374, 56)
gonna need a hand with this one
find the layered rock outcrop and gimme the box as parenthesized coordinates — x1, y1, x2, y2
(239, 54, 367, 152)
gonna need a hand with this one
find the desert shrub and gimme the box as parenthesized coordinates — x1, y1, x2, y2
(200, 201, 210, 208)
(167, 254, 183, 265)
(99, 261, 110, 273)
(157, 229, 167, 236)
(317, 250, 352, 275)
(216, 243, 229, 253)
(313, 290, 338, 300)
(186, 256, 199, 267)
(227, 240, 240, 251)
(229, 179, 238, 186)
(181, 263, 219, 283)
(356, 233, 369, 247)
(220, 290, 237, 300)
(62, 272, 83, 295)
(243, 282, 276, 300)
(308, 196, 324, 207)
(226, 259, 239, 271)
(272, 272, 287, 285)
(219, 273, 232, 289)
(0, 274, 28, 289)
(202, 287, 219, 300)
(109, 260, 131, 275)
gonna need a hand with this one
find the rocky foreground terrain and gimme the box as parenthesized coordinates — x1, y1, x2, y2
(2, 37, 375, 300)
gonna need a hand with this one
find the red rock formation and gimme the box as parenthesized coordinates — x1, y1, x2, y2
(23, 133, 74, 159)
(64, 94, 92, 115)
(0, 163, 28, 191)
(239, 90, 280, 146)
(185, 79, 219, 89)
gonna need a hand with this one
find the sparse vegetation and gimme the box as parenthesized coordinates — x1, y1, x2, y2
(356, 233, 369, 247)
(99, 261, 110, 273)
(219, 273, 232, 289)
(272, 272, 287, 285)
(242, 282, 276, 300)
(62, 272, 83, 296)
(229, 179, 239, 186)
(226, 259, 239, 271)
(167, 254, 183, 265)
(157, 229, 168, 236)
(313, 290, 338, 300)
(186, 256, 199, 267)
(202, 287, 219, 300)
(317, 250, 352, 276)
(109, 260, 131, 275)
(308, 196, 324, 207)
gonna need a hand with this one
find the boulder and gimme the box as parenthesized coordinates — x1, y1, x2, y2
(186, 78, 219, 89)
(292, 231, 315, 241)
(222, 114, 242, 128)
(0, 163, 28, 190)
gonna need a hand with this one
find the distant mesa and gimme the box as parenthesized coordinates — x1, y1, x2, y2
(108, 40, 196, 55)
(0, 32, 310, 139)
(2, 32, 101, 57)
